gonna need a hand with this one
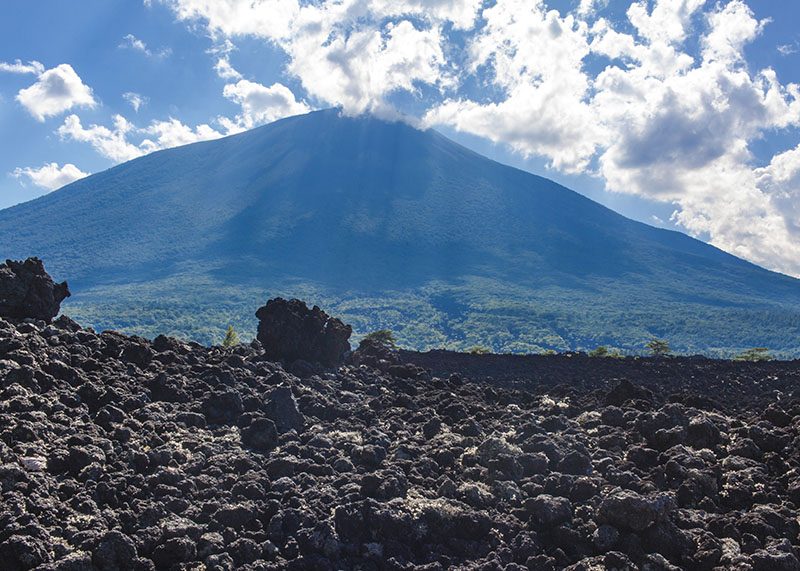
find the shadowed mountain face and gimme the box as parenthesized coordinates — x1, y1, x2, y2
(2, 109, 799, 354)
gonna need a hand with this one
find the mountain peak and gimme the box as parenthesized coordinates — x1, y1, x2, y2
(1, 113, 798, 354)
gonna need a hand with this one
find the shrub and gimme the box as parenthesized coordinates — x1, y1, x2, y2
(590, 346, 623, 358)
(735, 347, 773, 362)
(645, 338, 670, 356)
(222, 325, 239, 348)
(467, 345, 491, 355)
(362, 329, 397, 349)
(589, 346, 609, 357)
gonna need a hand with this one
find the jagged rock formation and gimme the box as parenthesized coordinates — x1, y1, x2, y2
(0, 257, 69, 322)
(1, 312, 800, 570)
(255, 298, 352, 367)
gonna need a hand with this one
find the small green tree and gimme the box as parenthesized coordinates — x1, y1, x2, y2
(735, 347, 773, 362)
(362, 329, 397, 349)
(589, 346, 609, 357)
(222, 325, 239, 348)
(646, 338, 670, 356)
(467, 345, 491, 355)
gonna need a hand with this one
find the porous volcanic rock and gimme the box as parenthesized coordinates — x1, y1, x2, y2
(255, 297, 351, 367)
(2, 299, 800, 569)
(0, 257, 69, 322)
(348, 337, 400, 370)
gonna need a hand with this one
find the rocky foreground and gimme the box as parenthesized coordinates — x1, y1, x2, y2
(1, 261, 800, 570)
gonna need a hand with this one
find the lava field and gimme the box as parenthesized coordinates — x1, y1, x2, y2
(2, 309, 800, 570)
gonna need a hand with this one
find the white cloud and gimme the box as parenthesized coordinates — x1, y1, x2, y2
(287, 16, 449, 116)
(141, 118, 223, 150)
(58, 114, 143, 163)
(119, 34, 172, 58)
(16, 64, 96, 121)
(577, 0, 608, 18)
(12, 162, 89, 190)
(156, 0, 458, 114)
(701, 0, 767, 64)
(123, 92, 148, 112)
(755, 144, 800, 236)
(369, 0, 483, 30)
(626, 0, 706, 45)
(0, 59, 44, 75)
(156, 0, 299, 40)
(206, 39, 243, 80)
(587, 1, 800, 274)
(221, 80, 309, 131)
(58, 113, 223, 163)
(214, 56, 242, 80)
(425, 0, 599, 172)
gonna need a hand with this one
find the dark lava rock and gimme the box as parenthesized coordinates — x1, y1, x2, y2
(151, 537, 196, 568)
(263, 385, 305, 433)
(92, 531, 138, 570)
(598, 491, 673, 531)
(558, 450, 593, 475)
(751, 540, 800, 571)
(349, 337, 399, 370)
(202, 389, 243, 424)
(255, 298, 351, 367)
(528, 494, 573, 526)
(0, 535, 50, 570)
(686, 415, 722, 448)
(0, 257, 70, 322)
(604, 379, 652, 406)
(241, 417, 278, 451)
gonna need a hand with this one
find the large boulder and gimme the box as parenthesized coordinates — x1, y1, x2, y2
(255, 298, 352, 367)
(0, 257, 70, 322)
(598, 491, 674, 532)
(348, 337, 399, 370)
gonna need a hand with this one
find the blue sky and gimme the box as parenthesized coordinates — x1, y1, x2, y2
(2, 0, 800, 275)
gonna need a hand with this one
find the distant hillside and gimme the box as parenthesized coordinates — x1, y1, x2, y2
(2, 109, 800, 355)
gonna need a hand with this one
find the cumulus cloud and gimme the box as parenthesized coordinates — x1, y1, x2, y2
(16, 64, 96, 121)
(58, 114, 223, 163)
(140, 118, 223, 151)
(425, 0, 599, 172)
(0, 59, 44, 75)
(156, 0, 299, 40)
(58, 114, 143, 163)
(119, 34, 172, 58)
(156, 0, 457, 115)
(123, 92, 148, 112)
(12, 162, 89, 190)
(221, 80, 309, 132)
(587, 0, 800, 273)
(286, 17, 449, 116)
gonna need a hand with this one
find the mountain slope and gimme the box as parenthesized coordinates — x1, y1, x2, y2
(2, 109, 800, 354)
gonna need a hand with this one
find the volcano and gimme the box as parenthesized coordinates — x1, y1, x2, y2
(2, 109, 799, 354)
